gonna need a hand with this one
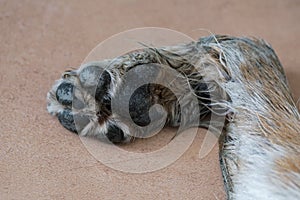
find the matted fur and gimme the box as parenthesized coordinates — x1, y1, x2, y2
(47, 35, 300, 199)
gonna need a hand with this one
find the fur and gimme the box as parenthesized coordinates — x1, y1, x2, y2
(47, 35, 300, 199)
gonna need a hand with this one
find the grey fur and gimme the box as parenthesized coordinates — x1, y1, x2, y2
(47, 35, 300, 199)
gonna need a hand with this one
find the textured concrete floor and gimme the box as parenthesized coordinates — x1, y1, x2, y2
(0, 0, 299, 199)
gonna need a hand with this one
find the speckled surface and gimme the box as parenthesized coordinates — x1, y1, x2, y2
(0, 0, 299, 199)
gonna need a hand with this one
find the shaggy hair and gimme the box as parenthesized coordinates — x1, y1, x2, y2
(47, 35, 300, 199)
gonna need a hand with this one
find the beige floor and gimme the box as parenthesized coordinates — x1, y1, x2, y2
(1, 0, 299, 199)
